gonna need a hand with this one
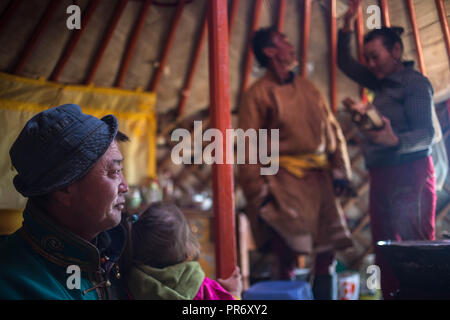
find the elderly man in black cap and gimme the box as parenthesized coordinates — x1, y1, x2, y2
(0, 104, 130, 299)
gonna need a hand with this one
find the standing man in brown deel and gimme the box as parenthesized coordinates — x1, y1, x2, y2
(238, 27, 354, 299)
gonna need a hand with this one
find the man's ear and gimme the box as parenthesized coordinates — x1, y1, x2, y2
(52, 186, 73, 207)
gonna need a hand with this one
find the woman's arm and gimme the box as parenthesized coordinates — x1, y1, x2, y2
(337, 30, 378, 90)
(337, 0, 378, 90)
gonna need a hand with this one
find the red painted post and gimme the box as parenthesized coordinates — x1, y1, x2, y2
(435, 0, 450, 67)
(50, 0, 100, 82)
(405, 0, 426, 75)
(228, 0, 240, 37)
(355, 4, 365, 64)
(148, 0, 185, 92)
(379, 0, 391, 27)
(177, 0, 240, 118)
(0, 0, 23, 35)
(207, 0, 237, 279)
(355, 3, 365, 98)
(240, 0, 263, 97)
(300, 0, 311, 78)
(329, 0, 337, 113)
(13, 0, 59, 74)
(277, 0, 286, 32)
(84, 0, 129, 85)
(115, 0, 152, 87)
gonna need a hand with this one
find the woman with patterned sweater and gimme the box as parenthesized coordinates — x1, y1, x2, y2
(338, 0, 437, 300)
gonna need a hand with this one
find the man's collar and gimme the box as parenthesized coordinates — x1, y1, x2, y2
(20, 200, 126, 273)
(266, 69, 296, 85)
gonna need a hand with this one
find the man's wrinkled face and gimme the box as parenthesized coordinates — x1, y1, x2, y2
(69, 140, 128, 237)
(268, 32, 298, 71)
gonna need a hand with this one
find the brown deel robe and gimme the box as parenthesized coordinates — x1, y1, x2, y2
(238, 71, 353, 255)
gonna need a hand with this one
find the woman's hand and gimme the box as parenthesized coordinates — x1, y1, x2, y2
(343, 97, 367, 114)
(218, 266, 243, 299)
(343, 0, 362, 32)
(363, 116, 399, 147)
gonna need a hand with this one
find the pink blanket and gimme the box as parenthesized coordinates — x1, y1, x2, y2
(193, 277, 235, 300)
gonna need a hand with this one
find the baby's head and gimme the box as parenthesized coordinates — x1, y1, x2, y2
(131, 202, 200, 268)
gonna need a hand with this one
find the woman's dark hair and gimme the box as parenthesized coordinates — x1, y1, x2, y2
(252, 26, 278, 67)
(131, 202, 200, 269)
(364, 26, 404, 52)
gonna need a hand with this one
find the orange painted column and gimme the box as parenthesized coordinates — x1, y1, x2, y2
(329, 0, 337, 113)
(240, 0, 263, 96)
(277, 0, 286, 32)
(207, 0, 237, 279)
(355, 2, 366, 98)
(379, 0, 391, 27)
(435, 0, 450, 67)
(300, 0, 311, 78)
(228, 0, 240, 37)
(406, 0, 426, 75)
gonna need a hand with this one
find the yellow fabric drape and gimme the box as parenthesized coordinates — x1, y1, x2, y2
(0, 72, 157, 221)
(277, 153, 329, 179)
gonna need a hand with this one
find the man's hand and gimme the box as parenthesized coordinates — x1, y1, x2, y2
(332, 169, 356, 198)
(218, 266, 243, 299)
(333, 179, 357, 198)
(363, 116, 399, 147)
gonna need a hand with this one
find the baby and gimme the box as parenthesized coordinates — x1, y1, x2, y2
(126, 202, 242, 300)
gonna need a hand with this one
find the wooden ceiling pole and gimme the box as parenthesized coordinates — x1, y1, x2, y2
(300, 0, 311, 78)
(0, 0, 22, 35)
(277, 0, 286, 32)
(148, 0, 185, 92)
(329, 0, 337, 113)
(405, 0, 426, 75)
(379, 0, 391, 27)
(228, 0, 240, 37)
(12, 0, 59, 74)
(355, 2, 366, 98)
(207, 0, 237, 279)
(177, 0, 240, 118)
(50, 0, 100, 82)
(176, 12, 207, 118)
(115, 0, 153, 87)
(355, 4, 365, 64)
(84, 0, 129, 85)
(240, 0, 263, 97)
(435, 0, 450, 67)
